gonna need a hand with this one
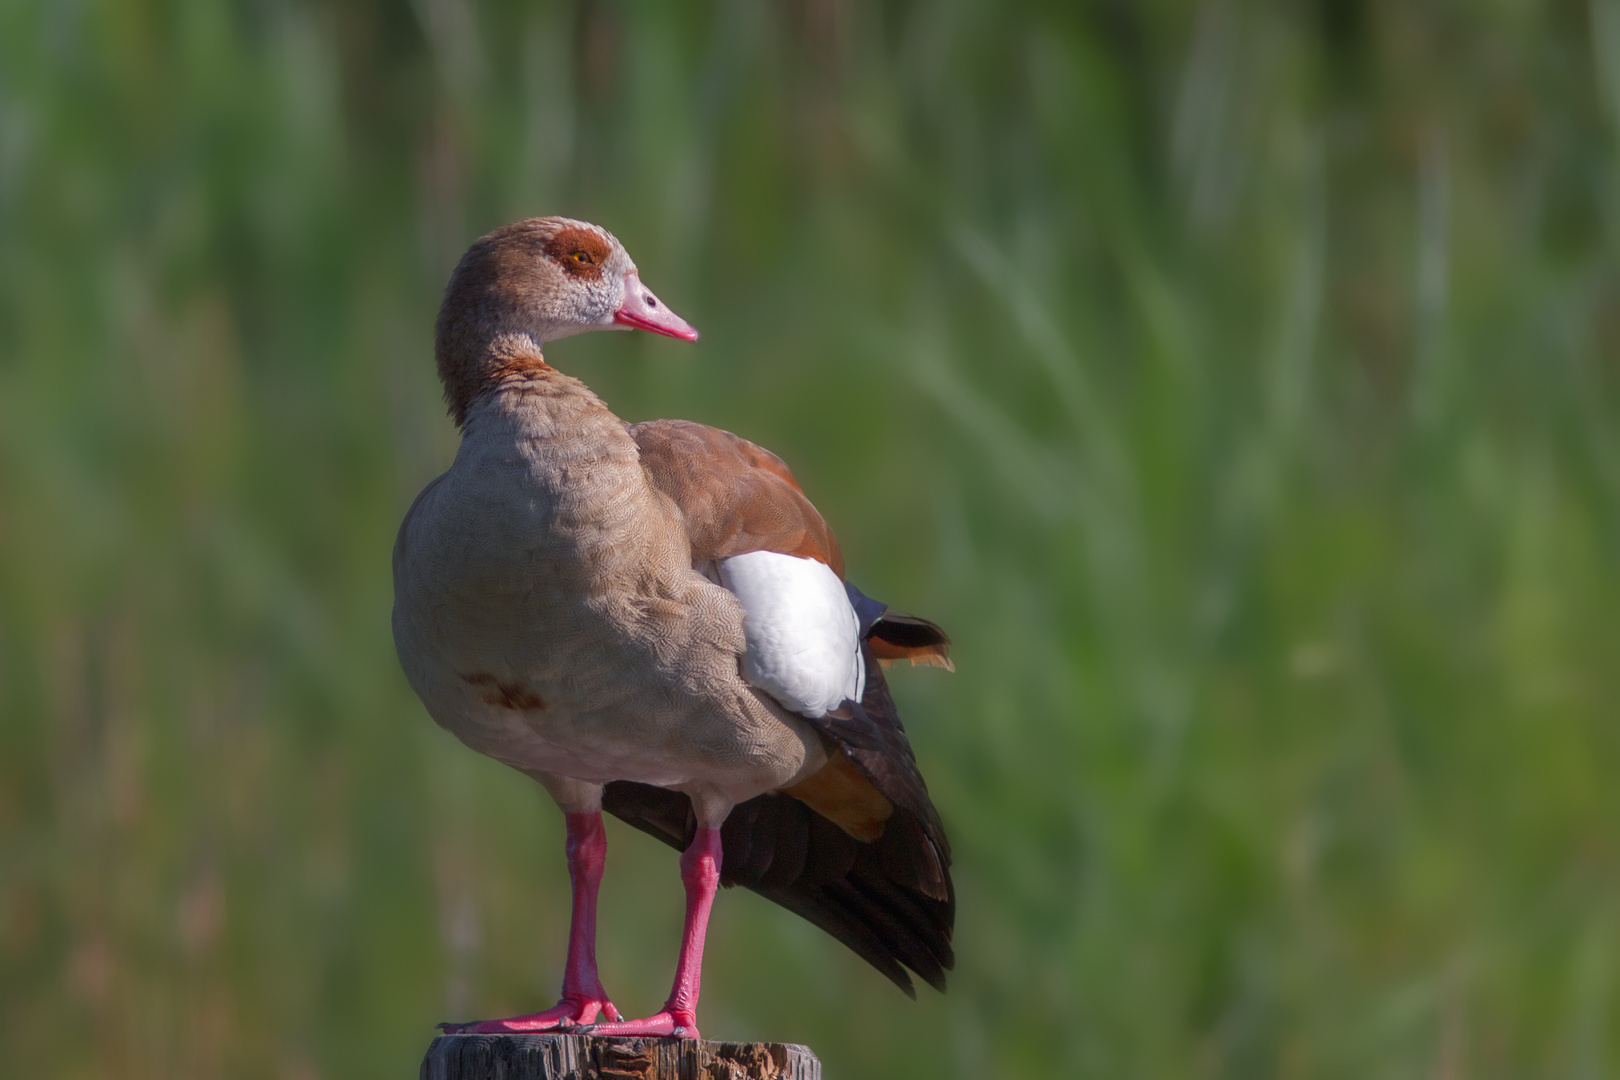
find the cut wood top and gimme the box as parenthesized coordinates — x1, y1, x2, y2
(420, 1033, 821, 1080)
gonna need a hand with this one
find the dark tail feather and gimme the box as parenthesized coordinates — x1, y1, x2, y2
(601, 783, 955, 996)
(844, 583, 954, 670)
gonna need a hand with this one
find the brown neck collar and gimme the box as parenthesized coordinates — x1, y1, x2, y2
(445, 334, 556, 428)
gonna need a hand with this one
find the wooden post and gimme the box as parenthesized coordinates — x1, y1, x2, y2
(420, 1033, 821, 1080)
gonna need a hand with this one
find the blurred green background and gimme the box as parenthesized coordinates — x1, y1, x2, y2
(4, 1, 1620, 1077)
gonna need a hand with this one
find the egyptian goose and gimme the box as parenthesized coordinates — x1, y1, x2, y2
(393, 217, 954, 1039)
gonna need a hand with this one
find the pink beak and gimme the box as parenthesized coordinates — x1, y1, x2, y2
(613, 273, 699, 341)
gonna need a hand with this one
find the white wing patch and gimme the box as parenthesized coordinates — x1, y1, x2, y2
(717, 550, 864, 718)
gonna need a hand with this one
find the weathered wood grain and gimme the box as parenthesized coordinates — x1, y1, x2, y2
(420, 1033, 821, 1080)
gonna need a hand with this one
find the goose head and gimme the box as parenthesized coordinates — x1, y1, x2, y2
(435, 216, 698, 426)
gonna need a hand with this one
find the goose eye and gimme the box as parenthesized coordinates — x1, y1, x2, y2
(572, 250, 593, 265)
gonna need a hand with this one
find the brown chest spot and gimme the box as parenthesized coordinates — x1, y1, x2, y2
(460, 672, 547, 711)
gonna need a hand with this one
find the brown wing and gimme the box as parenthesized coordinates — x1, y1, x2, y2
(619, 419, 955, 994)
(630, 419, 844, 575)
(632, 418, 950, 668)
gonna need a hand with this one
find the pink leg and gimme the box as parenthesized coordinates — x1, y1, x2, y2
(439, 812, 623, 1033)
(587, 826, 722, 1040)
